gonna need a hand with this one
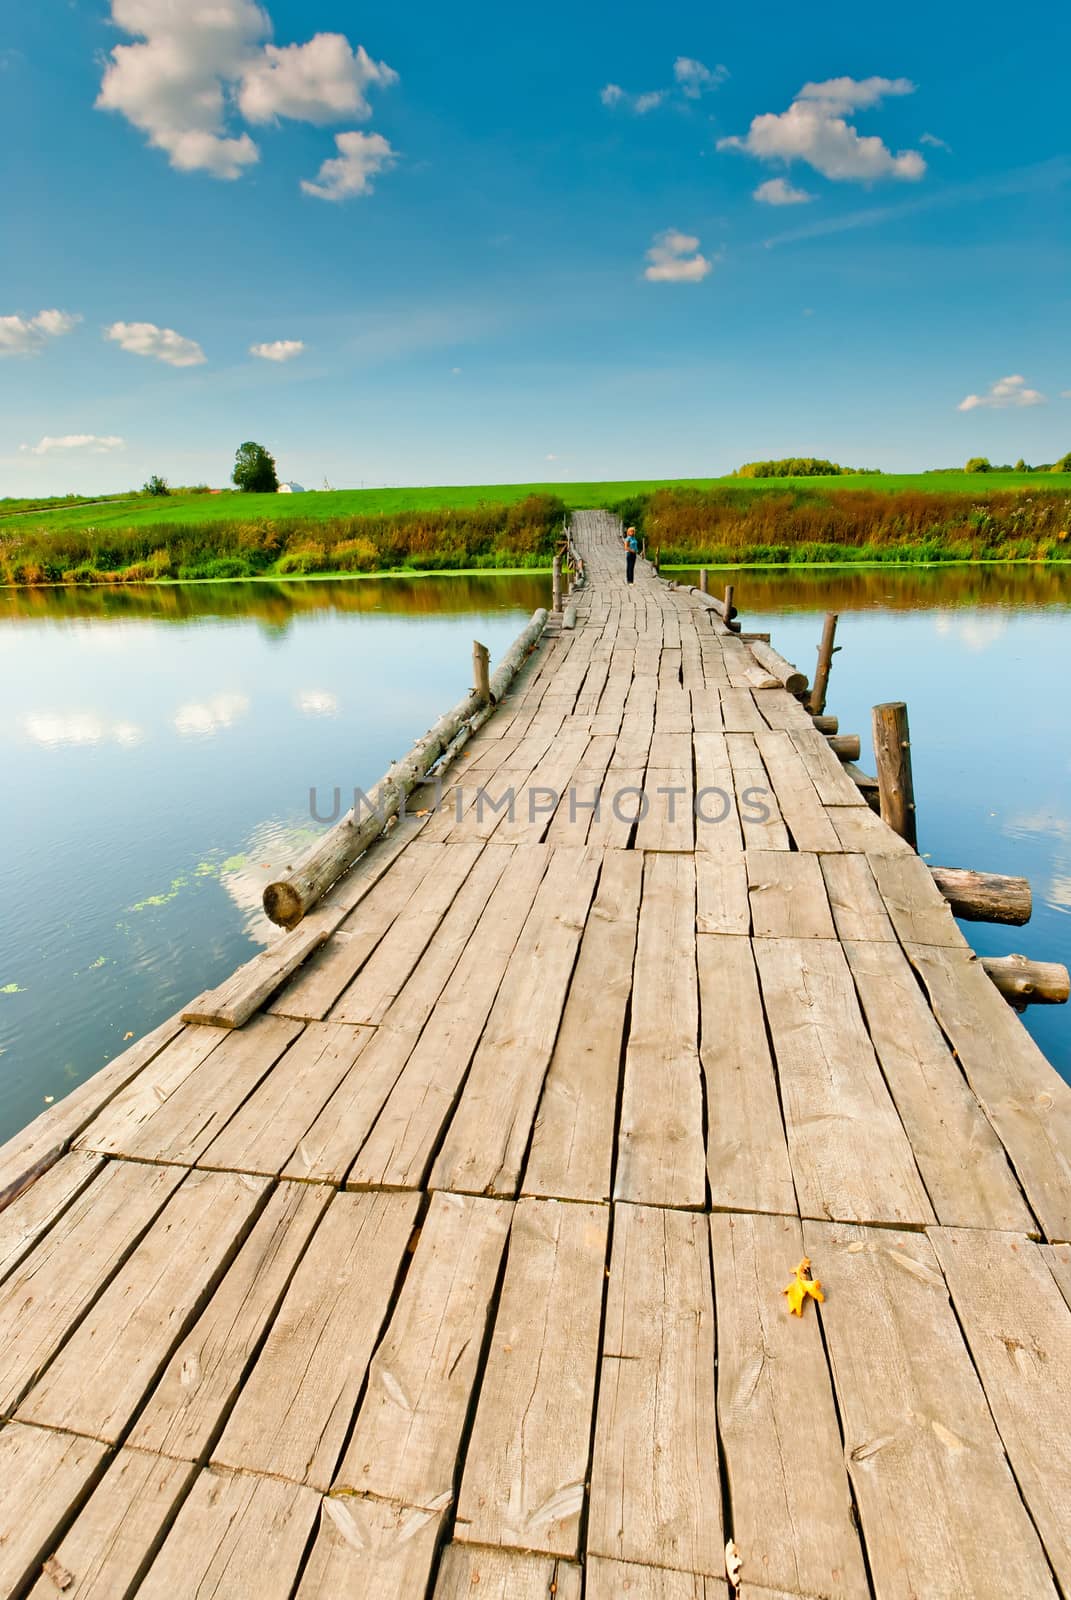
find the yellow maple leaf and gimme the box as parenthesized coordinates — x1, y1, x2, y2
(783, 1256, 825, 1317)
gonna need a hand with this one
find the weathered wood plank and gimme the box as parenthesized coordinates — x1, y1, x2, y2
(826, 803, 914, 855)
(17, 1169, 268, 1442)
(25, 1448, 195, 1600)
(616, 853, 706, 1208)
(0, 1160, 185, 1415)
(129, 1181, 331, 1461)
(0, 1150, 103, 1286)
(585, 1562, 725, 1599)
(523, 852, 643, 1203)
(725, 733, 790, 851)
(699, 934, 796, 1218)
(754, 938, 934, 1226)
(212, 1191, 419, 1488)
(932, 1227, 1071, 1588)
(746, 848, 836, 939)
(434, 1545, 583, 1599)
(844, 940, 1035, 1232)
(73, 1023, 229, 1156)
(454, 1198, 607, 1557)
(820, 853, 896, 942)
(1045, 1241, 1071, 1310)
(806, 1220, 1058, 1600)
(334, 1192, 512, 1507)
(867, 850, 971, 948)
(430, 847, 601, 1197)
(588, 1203, 722, 1575)
(295, 1497, 447, 1600)
(710, 1212, 867, 1598)
(905, 942, 1071, 1241)
(789, 724, 868, 807)
(136, 1467, 321, 1600)
(634, 767, 695, 852)
(181, 911, 339, 1028)
(0, 1422, 109, 1596)
(754, 728, 841, 850)
(695, 851, 749, 935)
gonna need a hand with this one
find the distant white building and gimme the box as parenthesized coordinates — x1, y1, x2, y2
(277, 481, 307, 494)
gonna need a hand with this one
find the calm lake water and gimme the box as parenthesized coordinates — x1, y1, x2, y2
(2, 564, 1069, 1143)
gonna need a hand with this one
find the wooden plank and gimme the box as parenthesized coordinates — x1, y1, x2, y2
(0, 1422, 109, 1595)
(0, 1011, 184, 1213)
(694, 731, 744, 860)
(746, 849, 836, 939)
(318, 805, 433, 912)
(634, 767, 695, 852)
(806, 1220, 1058, 1600)
(616, 853, 706, 1209)
(719, 689, 766, 733)
(754, 728, 841, 851)
(588, 1204, 722, 1576)
(844, 941, 1035, 1233)
(699, 935, 796, 1218)
(136, 1467, 321, 1600)
(867, 851, 971, 949)
(725, 733, 790, 851)
(334, 1192, 512, 1507)
(181, 912, 338, 1028)
(754, 938, 934, 1227)
(312, 845, 545, 1190)
(25, 1448, 195, 1600)
(429, 847, 601, 1197)
(454, 1198, 607, 1557)
(17, 1169, 268, 1443)
(129, 1181, 332, 1461)
(789, 724, 867, 807)
(73, 1024, 229, 1157)
(0, 1160, 185, 1415)
(197, 1022, 376, 1177)
(709, 1212, 867, 1598)
(586, 1561, 725, 1599)
(752, 686, 813, 730)
(905, 942, 1071, 1241)
(1044, 1242, 1071, 1310)
(820, 854, 896, 942)
(524, 852, 643, 1203)
(0, 1150, 103, 1286)
(295, 1497, 446, 1600)
(827, 803, 914, 855)
(87, 1014, 304, 1167)
(586, 765, 646, 849)
(435, 1545, 582, 1600)
(327, 840, 486, 1023)
(695, 852, 749, 935)
(931, 1227, 1071, 1588)
(212, 1191, 419, 1488)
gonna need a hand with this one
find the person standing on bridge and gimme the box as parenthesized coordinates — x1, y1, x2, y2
(624, 525, 640, 584)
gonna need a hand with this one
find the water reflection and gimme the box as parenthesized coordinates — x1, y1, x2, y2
(674, 562, 1071, 613)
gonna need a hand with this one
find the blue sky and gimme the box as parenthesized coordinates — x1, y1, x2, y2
(2, 0, 1069, 493)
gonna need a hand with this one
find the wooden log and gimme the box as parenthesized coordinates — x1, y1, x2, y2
(688, 588, 741, 631)
(748, 640, 808, 695)
(562, 603, 577, 630)
(808, 611, 839, 715)
(813, 714, 839, 734)
(552, 554, 562, 613)
(472, 639, 490, 704)
(263, 608, 547, 927)
(723, 582, 735, 623)
(929, 866, 1032, 926)
(980, 954, 1068, 1006)
(698, 567, 708, 593)
(827, 732, 861, 761)
(872, 700, 917, 848)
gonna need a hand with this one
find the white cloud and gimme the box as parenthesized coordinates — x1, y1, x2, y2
(301, 130, 397, 201)
(96, 1, 396, 183)
(718, 75, 926, 182)
(239, 35, 396, 123)
(674, 57, 728, 98)
(20, 712, 145, 749)
(105, 321, 207, 367)
(294, 689, 338, 716)
(920, 131, 951, 151)
(174, 692, 250, 736)
(633, 90, 664, 114)
(21, 434, 125, 455)
(0, 309, 81, 358)
(250, 339, 305, 361)
(754, 177, 813, 205)
(957, 375, 1046, 412)
(644, 229, 714, 284)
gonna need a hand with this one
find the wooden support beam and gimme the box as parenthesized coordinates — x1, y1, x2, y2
(552, 554, 562, 614)
(699, 567, 708, 593)
(809, 612, 839, 716)
(748, 640, 808, 696)
(813, 714, 839, 734)
(930, 867, 1032, 926)
(981, 954, 1070, 1007)
(472, 640, 490, 705)
(827, 733, 861, 761)
(872, 701, 917, 849)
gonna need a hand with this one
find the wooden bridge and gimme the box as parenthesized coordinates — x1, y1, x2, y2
(2, 510, 1070, 1599)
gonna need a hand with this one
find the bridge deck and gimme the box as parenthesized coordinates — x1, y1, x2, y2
(2, 511, 1071, 1599)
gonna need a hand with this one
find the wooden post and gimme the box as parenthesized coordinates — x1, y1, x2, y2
(552, 553, 562, 614)
(699, 568, 708, 594)
(472, 640, 491, 704)
(809, 612, 839, 716)
(723, 583, 735, 623)
(872, 701, 917, 849)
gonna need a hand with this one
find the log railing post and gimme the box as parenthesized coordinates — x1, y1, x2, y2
(723, 583, 735, 624)
(699, 568, 708, 594)
(552, 553, 563, 614)
(872, 701, 917, 849)
(472, 639, 491, 704)
(809, 612, 839, 716)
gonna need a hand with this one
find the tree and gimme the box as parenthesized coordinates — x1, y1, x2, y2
(1014, 458, 1028, 472)
(965, 456, 991, 473)
(1055, 451, 1071, 474)
(232, 440, 279, 494)
(143, 474, 170, 496)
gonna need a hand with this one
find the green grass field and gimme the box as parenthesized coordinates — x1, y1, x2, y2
(5, 471, 1070, 536)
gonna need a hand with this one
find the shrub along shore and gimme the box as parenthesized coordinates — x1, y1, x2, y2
(2, 482, 1071, 586)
